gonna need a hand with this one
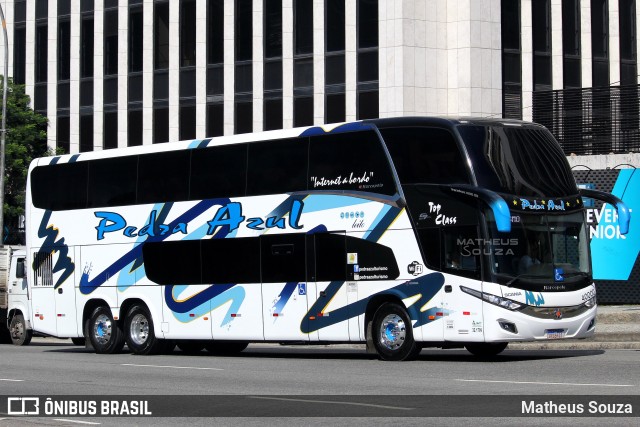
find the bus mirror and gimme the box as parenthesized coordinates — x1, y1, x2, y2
(448, 185, 512, 233)
(579, 188, 630, 235)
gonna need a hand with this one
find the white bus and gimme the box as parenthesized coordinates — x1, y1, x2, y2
(14, 118, 629, 360)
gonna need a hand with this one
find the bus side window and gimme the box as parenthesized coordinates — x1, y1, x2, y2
(416, 228, 441, 271)
(442, 226, 481, 279)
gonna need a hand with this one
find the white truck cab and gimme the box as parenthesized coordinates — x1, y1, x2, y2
(0, 246, 32, 345)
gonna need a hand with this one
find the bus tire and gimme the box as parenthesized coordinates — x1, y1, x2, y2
(371, 302, 421, 361)
(465, 342, 508, 357)
(124, 304, 165, 355)
(177, 340, 206, 354)
(9, 314, 32, 346)
(205, 341, 248, 355)
(88, 306, 124, 354)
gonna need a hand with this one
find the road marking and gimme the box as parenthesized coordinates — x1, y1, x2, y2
(248, 396, 414, 411)
(0, 378, 24, 382)
(456, 379, 634, 387)
(121, 363, 223, 371)
(54, 419, 100, 425)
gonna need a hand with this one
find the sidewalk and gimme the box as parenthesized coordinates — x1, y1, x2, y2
(508, 305, 640, 350)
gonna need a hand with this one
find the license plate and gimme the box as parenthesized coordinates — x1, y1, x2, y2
(545, 329, 566, 339)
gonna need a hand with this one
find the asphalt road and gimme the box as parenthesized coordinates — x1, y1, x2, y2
(0, 338, 638, 426)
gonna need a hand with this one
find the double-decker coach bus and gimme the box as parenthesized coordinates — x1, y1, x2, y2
(15, 117, 629, 360)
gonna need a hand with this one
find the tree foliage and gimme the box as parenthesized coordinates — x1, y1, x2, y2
(1, 77, 50, 243)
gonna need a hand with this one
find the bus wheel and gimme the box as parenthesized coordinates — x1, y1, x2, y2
(205, 341, 248, 355)
(371, 302, 421, 361)
(177, 340, 205, 354)
(9, 314, 32, 346)
(124, 304, 165, 355)
(88, 306, 124, 354)
(465, 342, 508, 357)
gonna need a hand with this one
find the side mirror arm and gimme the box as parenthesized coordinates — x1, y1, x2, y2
(580, 188, 630, 235)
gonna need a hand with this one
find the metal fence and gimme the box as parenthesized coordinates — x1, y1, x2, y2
(532, 84, 640, 155)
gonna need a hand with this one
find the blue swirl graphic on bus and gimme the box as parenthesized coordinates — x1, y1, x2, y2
(36, 211, 75, 289)
(170, 284, 246, 326)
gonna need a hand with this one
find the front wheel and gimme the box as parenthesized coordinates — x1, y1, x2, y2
(124, 304, 166, 355)
(465, 342, 508, 357)
(88, 306, 124, 354)
(10, 314, 32, 346)
(371, 302, 421, 361)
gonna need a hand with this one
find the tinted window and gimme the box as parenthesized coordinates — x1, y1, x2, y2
(190, 144, 248, 199)
(201, 237, 260, 283)
(308, 131, 396, 195)
(32, 162, 88, 210)
(247, 138, 308, 196)
(381, 127, 470, 185)
(346, 236, 399, 281)
(143, 240, 202, 285)
(416, 228, 440, 270)
(261, 234, 306, 283)
(314, 233, 346, 281)
(88, 156, 137, 208)
(137, 151, 190, 204)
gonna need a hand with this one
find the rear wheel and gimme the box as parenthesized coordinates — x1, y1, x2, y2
(9, 314, 32, 346)
(177, 340, 206, 354)
(205, 341, 248, 355)
(124, 304, 167, 355)
(88, 306, 124, 354)
(371, 302, 421, 361)
(465, 342, 508, 357)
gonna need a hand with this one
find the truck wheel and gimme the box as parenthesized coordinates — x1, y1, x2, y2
(177, 340, 205, 354)
(88, 306, 124, 354)
(10, 314, 32, 346)
(371, 302, 421, 361)
(205, 341, 248, 355)
(124, 304, 166, 355)
(465, 342, 508, 357)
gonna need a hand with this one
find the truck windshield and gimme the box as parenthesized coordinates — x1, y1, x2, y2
(486, 210, 591, 290)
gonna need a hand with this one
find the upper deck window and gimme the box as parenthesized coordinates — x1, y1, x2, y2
(380, 127, 471, 185)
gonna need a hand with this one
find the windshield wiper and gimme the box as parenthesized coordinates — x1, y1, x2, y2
(505, 274, 536, 287)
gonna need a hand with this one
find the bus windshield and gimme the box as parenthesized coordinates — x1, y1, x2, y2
(486, 211, 591, 290)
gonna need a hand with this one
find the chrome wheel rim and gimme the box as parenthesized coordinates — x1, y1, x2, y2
(10, 319, 24, 340)
(379, 314, 406, 350)
(129, 313, 150, 346)
(93, 314, 112, 345)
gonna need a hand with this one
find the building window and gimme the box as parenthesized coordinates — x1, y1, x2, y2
(80, 6, 95, 119)
(104, 8, 118, 76)
(591, 0, 609, 88)
(34, 0, 48, 114)
(207, 0, 224, 137)
(501, 0, 522, 119)
(57, 116, 70, 154)
(104, 112, 118, 149)
(80, 114, 94, 153)
(264, 0, 283, 131)
(619, 0, 638, 85)
(129, 110, 143, 146)
(129, 2, 144, 117)
(154, 1, 170, 143)
(235, 0, 253, 134)
(532, 0, 552, 91)
(293, 0, 313, 126)
(13, 1, 27, 83)
(562, 0, 581, 88)
(357, 0, 379, 120)
(325, 0, 344, 123)
(180, 0, 197, 139)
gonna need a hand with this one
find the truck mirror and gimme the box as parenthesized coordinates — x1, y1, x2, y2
(16, 259, 26, 279)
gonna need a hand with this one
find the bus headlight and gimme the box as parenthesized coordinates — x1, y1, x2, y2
(583, 296, 596, 309)
(460, 286, 525, 311)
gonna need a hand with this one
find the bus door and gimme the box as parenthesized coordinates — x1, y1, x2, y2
(261, 233, 310, 341)
(441, 226, 484, 342)
(308, 232, 352, 342)
(30, 247, 79, 337)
